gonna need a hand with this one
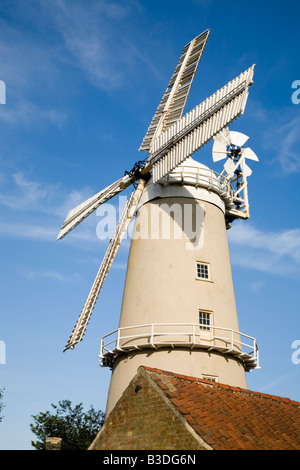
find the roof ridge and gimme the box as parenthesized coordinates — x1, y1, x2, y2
(140, 366, 300, 407)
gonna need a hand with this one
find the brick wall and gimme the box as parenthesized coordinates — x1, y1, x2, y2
(89, 368, 209, 450)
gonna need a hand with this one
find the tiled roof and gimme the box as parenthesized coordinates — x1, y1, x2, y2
(143, 366, 300, 450)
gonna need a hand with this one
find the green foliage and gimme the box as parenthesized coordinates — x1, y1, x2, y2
(30, 399, 105, 450)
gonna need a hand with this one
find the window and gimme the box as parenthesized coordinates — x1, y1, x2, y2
(196, 262, 210, 280)
(199, 310, 211, 330)
(201, 375, 218, 383)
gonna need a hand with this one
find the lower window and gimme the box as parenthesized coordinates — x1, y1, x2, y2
(201, 374, 218, 383)
(199, 310, 211, 330)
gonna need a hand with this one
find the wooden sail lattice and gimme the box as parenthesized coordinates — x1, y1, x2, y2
(64, 180, 145, 351)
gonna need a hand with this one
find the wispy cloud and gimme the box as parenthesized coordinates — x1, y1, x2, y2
(0, 219, 103, 245)
(248, 98, 300, 176)
(0, 172, 55, 212)
(47, 0, 158, 90)
(0, 171, 100, 243)
(249, 280, 266, 293)
(229, 223, 300, 262)
(260, 371, 299, 394)
(228, 222, 300, 278)
(0, 101, 67, 128)
(0, 222, 58, 241)
(0, 171, 93, 217)
(261, 114, 300, 175)
(19, 267, 81, 282)
(0, 169, 133, 247)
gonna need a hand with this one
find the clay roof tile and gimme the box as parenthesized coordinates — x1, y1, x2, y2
(142, 366, 300, 450)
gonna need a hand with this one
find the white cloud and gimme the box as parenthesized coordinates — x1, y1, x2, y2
(0, 222, 58, 241)
(249, 280, 266, 293)
(111, 263, 128, 270)
(269, 116, 300, 174)
(260, 371, 299, 394)
(0, 172, 51, 211)
(46, 0, 159, 90)
(0, 100, 67, 128)
(255, 106, 300, 175)
(229, 223, 300, 261)
(0, 220, 102, 245)
(241, 94, 300, 176)
(0, 171, 93, 217)
(19, 268, 80, 282)
(228, 222, 300, 277)
(0, 170, 101, 243)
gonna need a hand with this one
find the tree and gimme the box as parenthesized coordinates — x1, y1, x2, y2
(30, 399, 105, 450)
(0, 387, 4, 422)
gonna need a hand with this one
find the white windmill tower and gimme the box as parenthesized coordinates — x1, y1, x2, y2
(57, 29, 259, 417)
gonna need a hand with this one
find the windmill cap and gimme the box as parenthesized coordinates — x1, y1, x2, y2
(158, 157, 214, 183)
(177, 157, 210, 170)
(137, 156, 226, 215)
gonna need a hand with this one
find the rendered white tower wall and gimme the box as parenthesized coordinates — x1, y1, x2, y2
(104, 159, 256, 416)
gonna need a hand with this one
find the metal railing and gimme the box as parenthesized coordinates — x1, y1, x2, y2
(99, 322, 259, 370)
(162, 164, 249, 219)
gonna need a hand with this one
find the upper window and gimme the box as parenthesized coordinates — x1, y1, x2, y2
(196, 262, 210, 280)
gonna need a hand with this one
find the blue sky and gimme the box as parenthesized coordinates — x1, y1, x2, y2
(0, 0, 300, 450)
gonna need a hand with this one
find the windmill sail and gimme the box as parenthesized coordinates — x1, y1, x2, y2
(147, 65, 255, 183)
(139, 29, 210, 152)
(63, 179, 146, 351)
(57, 173, 135, 240)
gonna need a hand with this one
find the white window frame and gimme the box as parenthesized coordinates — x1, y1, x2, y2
(201, 374, 218, 383)
(195, 262, 211, 282)
(199, 310, 212, 331)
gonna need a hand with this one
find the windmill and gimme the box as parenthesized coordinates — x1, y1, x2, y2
(58, 30, 259, 412)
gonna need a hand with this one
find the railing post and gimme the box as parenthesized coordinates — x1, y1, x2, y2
(117, 328, 120, 350)
(255, 339, 258, 365)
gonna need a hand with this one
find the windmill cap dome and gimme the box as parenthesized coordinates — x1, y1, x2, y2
(177, 157, 210, 170)
(157, 157, 214, 184)
(138, 154, 225, 214)
(137, 155, 226, 213)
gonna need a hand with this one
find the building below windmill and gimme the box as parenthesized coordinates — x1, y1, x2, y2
(89, 366, 300, 450)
